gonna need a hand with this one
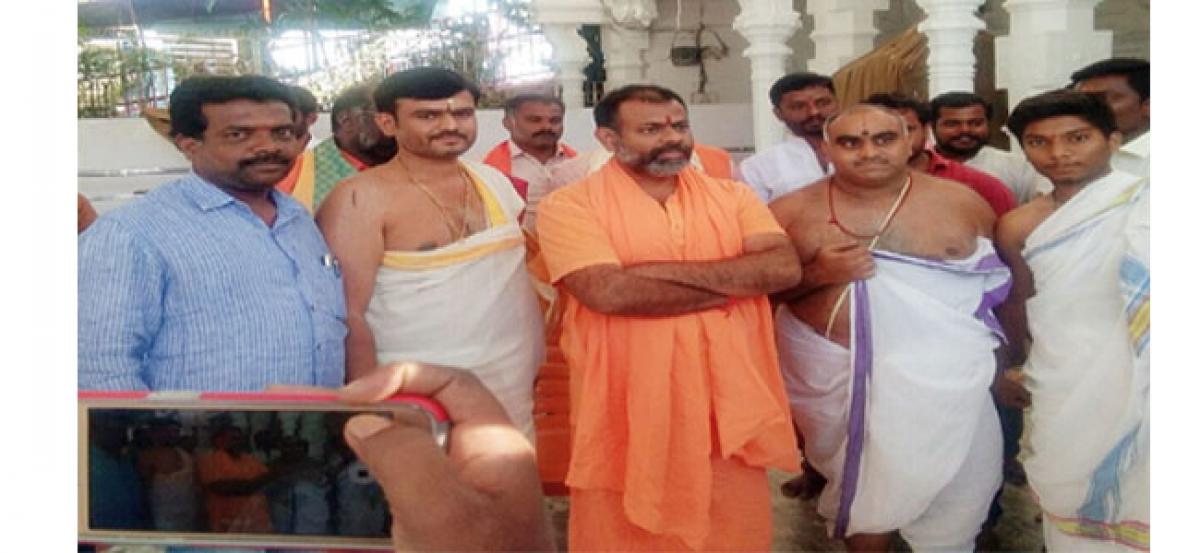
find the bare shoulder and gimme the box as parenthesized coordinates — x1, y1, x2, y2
(317, 166, 406, 223)
(769, 178, 827, 227)
(996, 196, 1054, 251)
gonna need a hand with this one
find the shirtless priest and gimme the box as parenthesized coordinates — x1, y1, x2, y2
(316, 67, 544, 435)
(769, 104, 1009, 551)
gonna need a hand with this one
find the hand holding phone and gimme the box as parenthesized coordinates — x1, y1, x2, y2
(340, 362, 555, 552)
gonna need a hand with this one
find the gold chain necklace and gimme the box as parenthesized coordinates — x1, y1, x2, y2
(396, 156, 475, 242)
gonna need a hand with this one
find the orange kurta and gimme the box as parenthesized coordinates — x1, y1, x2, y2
(536, 160, 800, 550)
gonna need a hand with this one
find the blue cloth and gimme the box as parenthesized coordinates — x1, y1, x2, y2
(79, 173, 347, 391)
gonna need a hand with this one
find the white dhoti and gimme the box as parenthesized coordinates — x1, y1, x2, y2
(777, 238, 1010, 550)
(1023, 170, 1149, 551)
(366, 161, 545, 436)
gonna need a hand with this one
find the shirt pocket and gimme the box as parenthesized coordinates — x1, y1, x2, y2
(309, 260, 348, 342)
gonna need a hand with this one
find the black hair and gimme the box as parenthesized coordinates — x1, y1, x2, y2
(930, 91, 993, 123)
(373, 67, 481, 113)
(1006, 90, 1118, 144)
(863, 92, 933, 125)
(169, 75, 297, 139)
(289, 85, 318, 115)
(769, 72, 835, 109)
(1070, 57, 1150, 101)
(331, 84, 374, 133)
(504, 94, 565, 117)
(593, 84, 687, 130)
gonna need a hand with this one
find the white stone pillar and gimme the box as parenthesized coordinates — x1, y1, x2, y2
(600, 1, 656, 90)
(807, 0, 889, 76)
(995, 0, 1112, 106)
(533, 0, 606, 108)
(732, 0, 802, 152)
(916, 0, 986, 96)
(601, 25, 652, 90)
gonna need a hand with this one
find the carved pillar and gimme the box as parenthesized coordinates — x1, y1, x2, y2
(732, 0, 802, 152)
(916, 0, 987, 96)
(807, 0, 889, 76)
(995, 0, 1112, 105)
(533, 0, 606, 108)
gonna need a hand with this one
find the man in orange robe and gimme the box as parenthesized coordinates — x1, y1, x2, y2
(536, 84, 802, 551)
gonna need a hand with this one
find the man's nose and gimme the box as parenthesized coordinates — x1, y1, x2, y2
(1048, 140, 1071, 160)
(438, 111, 460, 130)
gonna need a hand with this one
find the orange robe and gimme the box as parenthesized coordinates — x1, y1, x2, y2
(536, 160, 799, 550)
(195, 450, 272, 533)
(692, 143, 734, 179)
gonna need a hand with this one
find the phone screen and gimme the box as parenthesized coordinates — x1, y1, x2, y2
(81, 405, 424, 548)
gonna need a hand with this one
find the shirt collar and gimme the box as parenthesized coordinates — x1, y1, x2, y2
(508, 139, 569, 161)
(925, 147, 952, 172)
(180, 171, 306, 227)
(1121, 130, 1151, 158)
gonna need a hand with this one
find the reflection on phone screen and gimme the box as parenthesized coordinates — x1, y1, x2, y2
(86, 408, 396, 538)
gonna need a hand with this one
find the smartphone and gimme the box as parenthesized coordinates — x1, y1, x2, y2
(78, 390, 450, 550)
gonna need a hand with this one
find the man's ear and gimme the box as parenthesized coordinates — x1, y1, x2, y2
(501, 115, 513, 133)
(772, 106, 785, 123)
(375, 112, 398, 138)
(173, 134, 200, 160)
(1141, 97, 1150, 123)
(594, 127, 619, 153)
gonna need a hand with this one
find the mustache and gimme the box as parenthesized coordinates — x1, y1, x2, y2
(431, 131, 468, 141)
(238, 153, 291, 169)
(533, 130, 559, 138)
(650, 144, 690, 159)
(853, 157, 892, 166)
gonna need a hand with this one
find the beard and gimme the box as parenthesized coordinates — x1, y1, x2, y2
(786, 115, 828, 138)
(616, 143, 693, 177)
(936, 133, 987, 158)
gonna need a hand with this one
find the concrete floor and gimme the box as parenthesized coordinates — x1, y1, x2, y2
(544, 470, 1045, 552)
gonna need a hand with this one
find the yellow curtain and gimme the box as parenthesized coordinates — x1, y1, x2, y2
(832, 26, 929, 105)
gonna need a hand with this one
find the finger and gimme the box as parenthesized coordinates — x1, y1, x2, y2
(343, 413, 462, 511)
(341, 362, 510, 425)
(340, 362, 537, 473)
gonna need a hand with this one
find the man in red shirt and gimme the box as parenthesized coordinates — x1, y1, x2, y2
(865, 93, 1016, 217)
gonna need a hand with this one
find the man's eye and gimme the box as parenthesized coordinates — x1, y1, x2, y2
(225, 131, 246, 140)
(274, 128, 294, 139)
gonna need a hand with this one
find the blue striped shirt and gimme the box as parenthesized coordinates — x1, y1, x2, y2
(79, 173, 347, 391)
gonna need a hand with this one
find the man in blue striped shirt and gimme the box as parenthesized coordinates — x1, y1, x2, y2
(79, 75, 347, 391)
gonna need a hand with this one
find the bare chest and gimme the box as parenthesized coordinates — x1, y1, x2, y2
(380, 185, 491, 252)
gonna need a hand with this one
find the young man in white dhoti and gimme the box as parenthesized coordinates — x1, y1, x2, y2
(769, 104, 1008, 552)
(995, 90, 1149, 552)
(317, 67, 544, 435)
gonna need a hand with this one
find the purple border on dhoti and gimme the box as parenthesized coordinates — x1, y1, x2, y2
(834, 280, 872, 539)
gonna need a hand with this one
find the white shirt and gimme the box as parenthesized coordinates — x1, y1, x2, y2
(507, 141, 573, 231)
(738, 134, 832, 203)
(1113, 130, 1150, 179)
(962, 145, 1051, 205)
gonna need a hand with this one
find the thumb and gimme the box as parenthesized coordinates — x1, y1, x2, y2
(343, 414, 459, 518)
